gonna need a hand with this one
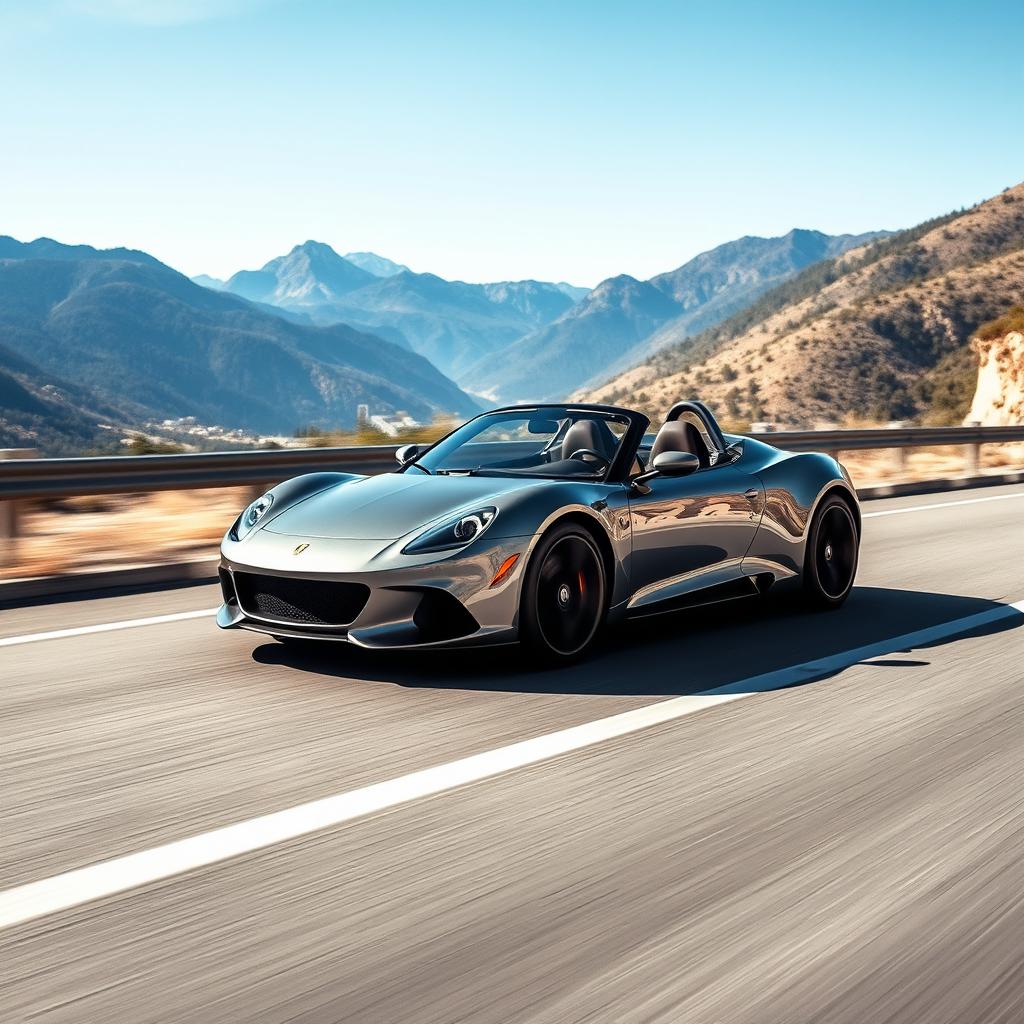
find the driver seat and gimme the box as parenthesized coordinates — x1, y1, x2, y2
(649, 419, 709, 468)
(561, 418, 612, 462)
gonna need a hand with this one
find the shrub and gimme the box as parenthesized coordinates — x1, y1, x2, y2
(975, 304, 1024, 341)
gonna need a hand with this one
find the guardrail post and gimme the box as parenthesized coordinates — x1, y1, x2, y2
(964, 421, 981, 475)
(0, 448, 38, 567)
(888, 422, 909, 472)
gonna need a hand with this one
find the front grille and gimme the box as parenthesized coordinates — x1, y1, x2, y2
(233, 572, 369, 626)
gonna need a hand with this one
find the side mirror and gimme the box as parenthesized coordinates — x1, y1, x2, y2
(395, 443, 421, 466)
(652, 450, 700, 476)
(630, 450, 700, 493)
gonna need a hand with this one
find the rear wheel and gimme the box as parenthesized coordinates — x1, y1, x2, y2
(802, 494, 859, 609)
(519, 524, 607, 664)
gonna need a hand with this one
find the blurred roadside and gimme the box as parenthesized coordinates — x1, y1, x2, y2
(2, 442, 1021, 584)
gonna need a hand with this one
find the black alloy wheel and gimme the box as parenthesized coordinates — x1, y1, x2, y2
(520, 524, 607, 663)
(803, 494, 859, 608)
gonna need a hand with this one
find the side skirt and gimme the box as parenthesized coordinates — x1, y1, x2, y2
(625, 574, 771, 620)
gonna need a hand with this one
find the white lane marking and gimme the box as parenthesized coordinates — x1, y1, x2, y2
(1, 598, 1021, 931)
(863, 490, 1024, 518)
(0, 608, 218, 648)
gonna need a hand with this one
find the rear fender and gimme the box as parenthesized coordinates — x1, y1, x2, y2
(743, 452, 857, 579)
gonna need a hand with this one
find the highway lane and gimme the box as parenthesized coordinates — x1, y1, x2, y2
(1, 485, 1022, 1022)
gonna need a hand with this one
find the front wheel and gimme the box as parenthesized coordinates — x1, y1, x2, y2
(519, 524, 607, 665)
(802, 494, 859, 609)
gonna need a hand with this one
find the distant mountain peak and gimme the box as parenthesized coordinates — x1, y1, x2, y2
(191, 273, 225, 290)
(224, 240, 374, 306)
(344, 251, 410, 278)
(287, 239, 343, 259)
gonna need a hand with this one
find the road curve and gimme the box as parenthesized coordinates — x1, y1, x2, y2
(1, 485, 1023, 1023)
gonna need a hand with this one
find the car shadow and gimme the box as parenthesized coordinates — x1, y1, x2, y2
(251, 586, 1023, 698)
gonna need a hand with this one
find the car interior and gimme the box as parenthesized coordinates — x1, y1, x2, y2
(425, 412, 628, 478)
(419, 405, 729, 481)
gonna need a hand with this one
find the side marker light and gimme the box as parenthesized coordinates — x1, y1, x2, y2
(489, 553, 521, 588)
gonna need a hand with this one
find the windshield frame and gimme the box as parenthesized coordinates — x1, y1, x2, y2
(402, 404, 650, 484)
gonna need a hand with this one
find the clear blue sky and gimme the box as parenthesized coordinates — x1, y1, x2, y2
(2, 0, 1022, 286)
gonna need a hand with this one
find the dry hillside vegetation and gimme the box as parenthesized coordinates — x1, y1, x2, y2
(587, 183, 1024, 427)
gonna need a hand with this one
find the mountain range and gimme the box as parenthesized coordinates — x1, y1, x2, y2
(0, 237, 478, 453)
(210, 242, 582, 381)
(209, 232, 885, 399)
(587, 182, 1024, 427)
(3, 211, 942, 455)
(459, 229, 889, 402)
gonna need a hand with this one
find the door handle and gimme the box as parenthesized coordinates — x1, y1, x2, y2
(744, 488, 759, 500)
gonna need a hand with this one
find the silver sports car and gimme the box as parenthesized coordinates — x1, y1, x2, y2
(217, 401, 860, 662)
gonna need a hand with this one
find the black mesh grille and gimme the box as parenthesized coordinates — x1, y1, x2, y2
(233, 573, 369, 626)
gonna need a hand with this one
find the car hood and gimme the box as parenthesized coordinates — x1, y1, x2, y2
(262, 471, 535, 540)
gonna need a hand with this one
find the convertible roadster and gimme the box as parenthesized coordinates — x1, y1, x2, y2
(217, 401, 860, 662)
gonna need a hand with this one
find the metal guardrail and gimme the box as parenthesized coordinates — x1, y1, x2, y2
(0, 445, 400, 501)
(749, 425, 1024, 454)
(2, 426, 1024, 502)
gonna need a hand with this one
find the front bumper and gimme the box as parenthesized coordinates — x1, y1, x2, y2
(217, 531, 529, 650)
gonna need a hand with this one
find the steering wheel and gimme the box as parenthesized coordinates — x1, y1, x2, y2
(568, 448, 611, 469)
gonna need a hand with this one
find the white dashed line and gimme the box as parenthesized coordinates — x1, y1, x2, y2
(0, 608, 218, 648)
(863, 490, 1024, 518)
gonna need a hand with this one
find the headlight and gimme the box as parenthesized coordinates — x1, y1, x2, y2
(232, 492, 274, 540)
(403, 506, 497, 554)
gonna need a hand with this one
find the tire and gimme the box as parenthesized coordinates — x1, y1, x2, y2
(519, 523, 607, 664)
(802, 494, 859, 609)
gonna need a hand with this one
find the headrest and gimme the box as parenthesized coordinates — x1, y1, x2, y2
(561, 419, 608, 460)
(650, 420, 708, 467)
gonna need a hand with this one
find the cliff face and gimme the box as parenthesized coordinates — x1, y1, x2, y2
(967, 330, 1024, 425)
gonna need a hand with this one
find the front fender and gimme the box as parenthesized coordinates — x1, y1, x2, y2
(485, 482, 633, 610)
(227, 472, 362, 542)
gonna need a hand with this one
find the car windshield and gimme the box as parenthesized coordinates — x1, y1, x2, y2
(411, 408, 631, 480)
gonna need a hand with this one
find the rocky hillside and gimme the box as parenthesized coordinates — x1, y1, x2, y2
(588, 183, 1024, 427)
(0, 342, 129, 454)
(967, 306, 1024, 425)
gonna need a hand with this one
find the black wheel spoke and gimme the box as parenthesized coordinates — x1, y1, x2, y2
(535, 535, 603, 657)
(816, 505, 856, 598)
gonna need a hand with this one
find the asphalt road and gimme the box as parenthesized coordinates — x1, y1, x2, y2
(1, 484, 1023, 1023)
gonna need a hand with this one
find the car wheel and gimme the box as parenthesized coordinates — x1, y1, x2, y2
(519, 523, 607, 664)
(802, 494, 859, 609)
